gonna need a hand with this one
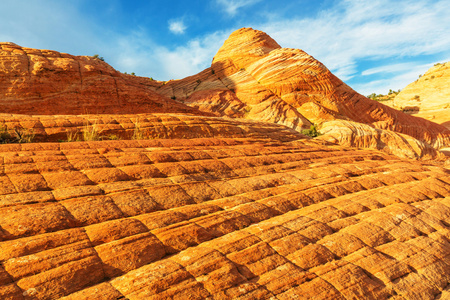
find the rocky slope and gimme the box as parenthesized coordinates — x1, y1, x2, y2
(0, 42, 201, 115)
(392, 62, 450, 129)
(0, 131, 449, 299)
(157, 28, 450, 152)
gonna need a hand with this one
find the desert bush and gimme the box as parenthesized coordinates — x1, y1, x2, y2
(132, 118, 145, 140)
(82, 121, 103, 141)
(0, 125, 34, 143)
(301, 125, 320, 137)
(65, 130, 81, 142)
(106, 134, 120, 140)
(92, 54, 105, 61)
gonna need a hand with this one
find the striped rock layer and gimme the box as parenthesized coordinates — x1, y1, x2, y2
(0, 42, 201, 116)
(0, 122, 449, 299)
(0, 28, 449, 300)
(158, 28, 450, 152)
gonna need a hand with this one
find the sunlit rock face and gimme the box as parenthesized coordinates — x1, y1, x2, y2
(1, 130, 450, 299)
(159, 28, 450, 152)
(390, 62, 450, 130)
(317, 119, 445, 160)
(0, 42, 202, 115)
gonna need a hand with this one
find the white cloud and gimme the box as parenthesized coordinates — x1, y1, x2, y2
(110, 30, 230, 80)
(154, 31, 230, 79)
(257, 0, 450, 91)
(168, 20, 187, 35)
(362, 63, 415, 76)
(216, 0, 262, 16)
(352, 63, 435, 96)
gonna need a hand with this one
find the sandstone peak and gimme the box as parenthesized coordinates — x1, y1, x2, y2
(213, 27, 281, 68)
(161, 28, 450, 157)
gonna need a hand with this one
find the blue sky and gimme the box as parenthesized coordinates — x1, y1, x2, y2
(1, 0, 449, 95)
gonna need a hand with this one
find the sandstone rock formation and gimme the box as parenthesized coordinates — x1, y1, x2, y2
(1, 32, 449, 158)
(392, 62, 450, 129)
(0, 42, 201, 115)
(317, 120, 445, 160)
(0, 113, 301, 143)
(157, 28, 450, 151)
(0, 29, 450, 299)
(0, 130, 449, 299)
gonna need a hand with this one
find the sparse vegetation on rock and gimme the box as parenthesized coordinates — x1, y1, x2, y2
(0, 125, 34, 143)
(92, 54, 105, 61)
(301, 124, 320, 137)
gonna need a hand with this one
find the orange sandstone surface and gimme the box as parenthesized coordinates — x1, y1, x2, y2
(0, 42, 202, 116)
(0, 28, 450, 300)
(0, 134, 450, 299)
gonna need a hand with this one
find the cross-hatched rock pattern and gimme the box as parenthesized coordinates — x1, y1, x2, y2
(0, 135, 449, 299)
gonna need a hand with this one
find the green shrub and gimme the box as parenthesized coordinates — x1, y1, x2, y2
(92, 54, 105, 61)
(301, 125, 320, 138)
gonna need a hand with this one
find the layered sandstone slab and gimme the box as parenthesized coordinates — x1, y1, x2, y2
(0, 134, 449, 299)
(0, 113, 300, 143)
(0, 42, 200, 115)
(318, 120, 446, 160)
(392, 62, 450, 129)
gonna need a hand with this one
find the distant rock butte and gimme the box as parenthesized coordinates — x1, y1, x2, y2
(391, 62, 450, 130)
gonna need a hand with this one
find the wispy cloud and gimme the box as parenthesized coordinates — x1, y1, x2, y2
(258, 0, 450, 88)
(361, 62, 423, 76)
(168, 19, 187, 35)
(352, 63, 435, 96)
(110, 30, 229, 80)
(216, 0, 262, 16)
